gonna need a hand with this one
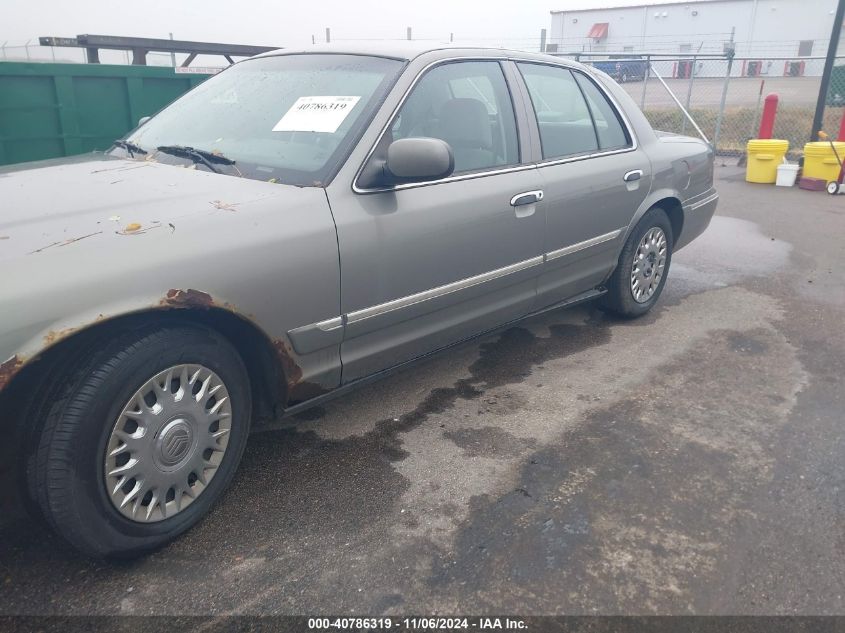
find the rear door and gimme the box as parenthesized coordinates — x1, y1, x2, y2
(514, 62, 651, 309)
(327, 59, 545, 382)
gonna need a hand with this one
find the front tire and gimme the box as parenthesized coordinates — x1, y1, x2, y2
(27, 324, 251, 558)
(601, 207, 673, 318)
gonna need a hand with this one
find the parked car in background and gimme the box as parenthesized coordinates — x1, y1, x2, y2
(592, 57, 648, 83)
(0, 43, 717, 558)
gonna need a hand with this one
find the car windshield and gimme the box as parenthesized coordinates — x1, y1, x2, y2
(119, 54, 404, 185)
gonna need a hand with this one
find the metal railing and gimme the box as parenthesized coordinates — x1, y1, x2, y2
(551, 52, 845, 156)
(1, 40, 204, 67)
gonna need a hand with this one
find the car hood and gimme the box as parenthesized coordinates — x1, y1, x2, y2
(0, 153, 310, 261)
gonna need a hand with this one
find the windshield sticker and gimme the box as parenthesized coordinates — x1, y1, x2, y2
(272, 96, 361, 133)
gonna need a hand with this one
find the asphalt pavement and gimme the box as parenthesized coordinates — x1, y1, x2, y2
(1, 164, 844, 619)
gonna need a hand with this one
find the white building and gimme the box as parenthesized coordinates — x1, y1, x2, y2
(549, 0, 843, 76)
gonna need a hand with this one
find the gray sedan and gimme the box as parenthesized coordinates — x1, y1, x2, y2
(0, 43, 717, 557)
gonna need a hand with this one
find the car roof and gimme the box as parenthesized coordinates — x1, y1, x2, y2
(252, 41, 580, 65)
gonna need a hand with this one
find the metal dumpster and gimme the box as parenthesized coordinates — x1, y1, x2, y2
(0, 62, 208, 165)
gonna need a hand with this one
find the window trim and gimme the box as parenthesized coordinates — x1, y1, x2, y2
(576, 73, 603, 152)
(352, 56, 638, 194)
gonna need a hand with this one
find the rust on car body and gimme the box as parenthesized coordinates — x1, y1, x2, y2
(162, 291, 308, 405)
(271, 338, 304, 389)
(0, 355, 24, 391)
(162, 288, 215, 309)
(43, 326, 79, 346)
(271, 337, 329, 405)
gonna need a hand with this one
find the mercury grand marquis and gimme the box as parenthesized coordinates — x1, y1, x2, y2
(0, 43, 718, 557)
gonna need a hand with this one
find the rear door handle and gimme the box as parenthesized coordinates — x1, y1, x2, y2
(510, 190, 544, 206)
(623, 170, 643, 182)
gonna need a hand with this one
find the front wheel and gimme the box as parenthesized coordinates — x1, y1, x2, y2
(601, 207, 673, 318)
(26, 324, 251, 558)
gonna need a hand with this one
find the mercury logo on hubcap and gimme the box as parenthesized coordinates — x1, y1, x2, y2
(157, 419, 194, 467)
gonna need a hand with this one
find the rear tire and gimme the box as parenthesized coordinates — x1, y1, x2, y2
(601, 207, 673, 318)
(26, 324, 251, 558)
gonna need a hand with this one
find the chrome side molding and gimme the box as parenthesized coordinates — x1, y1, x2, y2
(289, 227, 625, 348)
(347, 255, 544, 324)
(545, 228, 623, 262)
(684, 192, 719, 212)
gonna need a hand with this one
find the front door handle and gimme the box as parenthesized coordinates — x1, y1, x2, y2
(510, 190, 544, 207)
(623, 169, 643, 182)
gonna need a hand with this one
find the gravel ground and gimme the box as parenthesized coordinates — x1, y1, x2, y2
(1, 164, 844, 620)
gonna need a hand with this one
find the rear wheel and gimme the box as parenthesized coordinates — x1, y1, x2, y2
(601, 207, 673, 318)
(27, 325, 251, 558)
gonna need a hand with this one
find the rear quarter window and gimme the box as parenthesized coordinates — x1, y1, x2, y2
(573, 72, 631, 151)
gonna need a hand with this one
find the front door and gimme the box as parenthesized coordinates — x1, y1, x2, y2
(329, 59, 545, 382)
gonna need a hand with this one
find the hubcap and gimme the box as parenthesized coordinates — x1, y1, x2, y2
(104, 364, 232, 523)
(630, 226, 668, 303)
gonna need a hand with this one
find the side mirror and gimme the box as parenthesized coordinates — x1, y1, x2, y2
(385, 137, 454, 183)
(138, 116, 151, 127)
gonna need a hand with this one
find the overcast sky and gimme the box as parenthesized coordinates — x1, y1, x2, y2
(2, 0, 569, 48)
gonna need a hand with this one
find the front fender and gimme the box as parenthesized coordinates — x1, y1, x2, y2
(0, 183, 341, 398)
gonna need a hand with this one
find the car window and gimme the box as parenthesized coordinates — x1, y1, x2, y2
(123, 54, 403, 186)
(574, 72, 631, 151)
(391, 61, 519, 174)
(516, 62, 599, 159)
(448, 76, 498, 114)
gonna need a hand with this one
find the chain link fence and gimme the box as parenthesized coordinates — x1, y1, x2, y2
(4, 38, 844, 157)
(554, 52, 845, 158)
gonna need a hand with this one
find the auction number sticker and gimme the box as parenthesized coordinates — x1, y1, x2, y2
(272, 96, 361, 133)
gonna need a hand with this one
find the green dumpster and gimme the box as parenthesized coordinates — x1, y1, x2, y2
(0, 62, 209, 166)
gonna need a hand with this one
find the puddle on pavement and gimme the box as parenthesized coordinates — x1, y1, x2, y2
(671, 216, 791, 296)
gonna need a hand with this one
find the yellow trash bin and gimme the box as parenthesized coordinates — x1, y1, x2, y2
(746, 139, 789, 183)
(802, 141, 845, 183)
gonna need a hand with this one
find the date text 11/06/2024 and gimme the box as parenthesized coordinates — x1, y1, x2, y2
(307, 617, 528, 630)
